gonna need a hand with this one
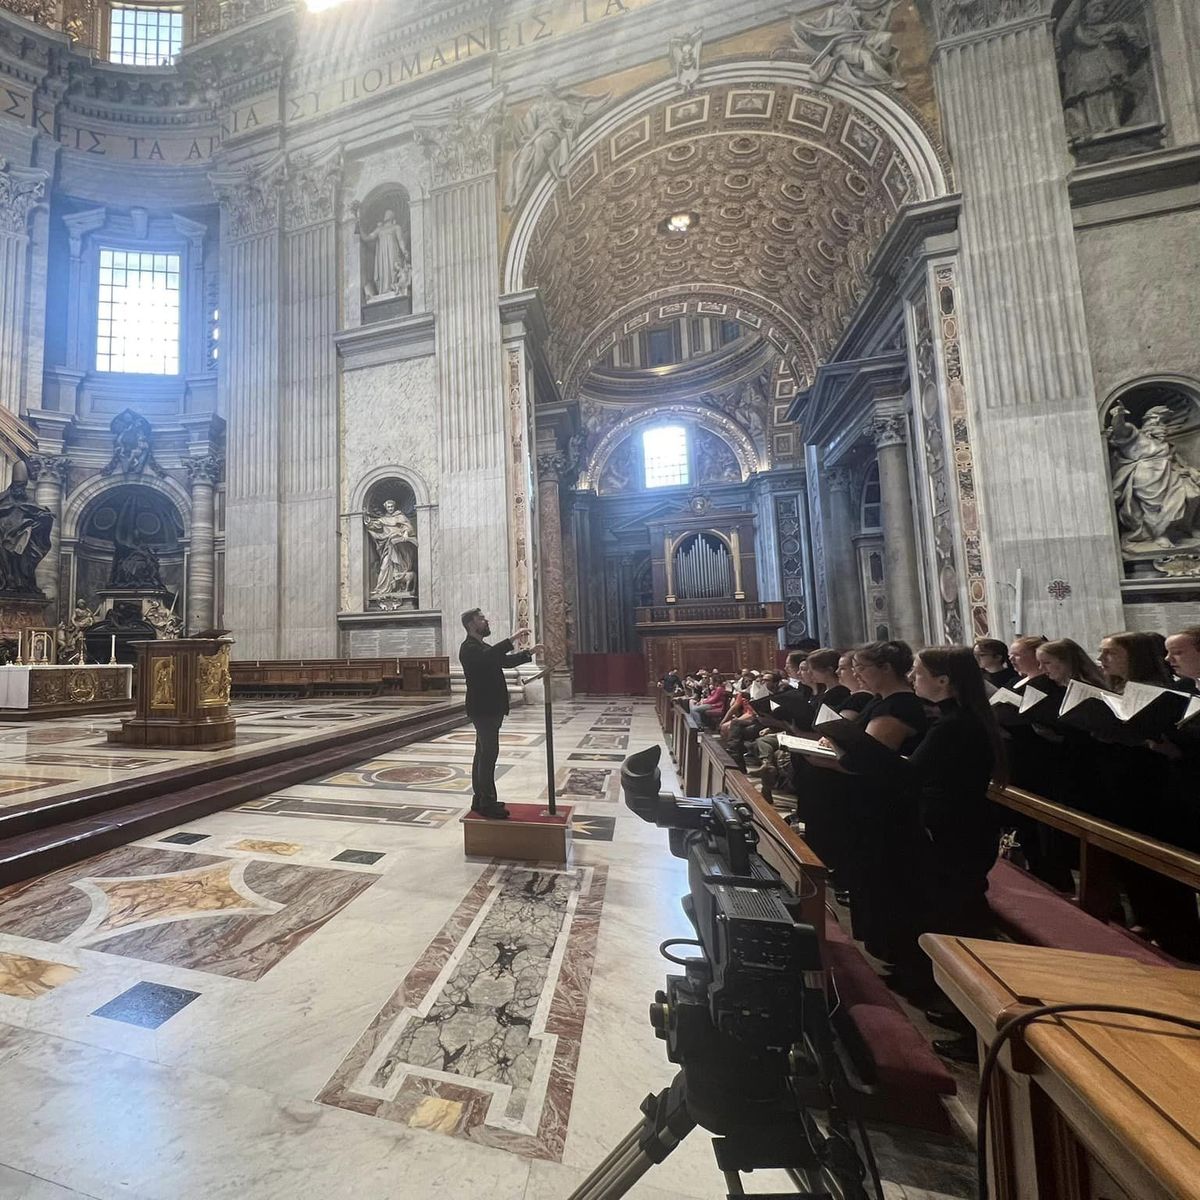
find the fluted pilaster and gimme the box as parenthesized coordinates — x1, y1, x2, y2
(417, 92, 515, 644)
(0, 160, 47, 416)
(934, 4, 1124, 644)
(211, 156, 285, 658)
(870, 414, 925, 644)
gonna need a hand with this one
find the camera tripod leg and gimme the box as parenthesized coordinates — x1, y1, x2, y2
(567, 1077, 697, 1200)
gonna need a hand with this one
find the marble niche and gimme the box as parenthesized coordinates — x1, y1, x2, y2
(351, 185, 413, 325)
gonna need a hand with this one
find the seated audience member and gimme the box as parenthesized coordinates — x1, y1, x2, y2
(659, 666, 682, 694)
(732, 667, 757, 695)
(973, 638, 1020, 690)
(725, 671, 781, 769)
(691, 671, 728, 728)
(749, 671, 773, 701)
(1008, 634, 1048, 682)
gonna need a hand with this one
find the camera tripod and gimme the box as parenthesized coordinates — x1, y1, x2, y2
(567, 973, 885, 1200)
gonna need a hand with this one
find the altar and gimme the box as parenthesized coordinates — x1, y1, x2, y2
(0, 663, 133, 720)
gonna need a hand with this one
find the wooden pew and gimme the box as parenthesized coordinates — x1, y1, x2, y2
(231, 657, 451, 698)
(989, 782, 1200, 924)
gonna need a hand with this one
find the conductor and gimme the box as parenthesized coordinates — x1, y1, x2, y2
(459, 608, 543, 819)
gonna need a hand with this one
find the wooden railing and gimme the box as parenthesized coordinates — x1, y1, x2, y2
(231, 657, 451, 696)
(661, 697, 829, 950)
(635, 601, 784, 626)
(989, 783, 1200, 918)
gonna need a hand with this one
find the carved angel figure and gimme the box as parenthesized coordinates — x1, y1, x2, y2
(360, 209, 412, 300)
(1108, 405, 1200, 552)
(503, 83, 609, 212)
(144, 598, 183, 639)
(790, 0, 905, 89)
(1057, 0, 1150, 140)
(364, 499, 418, 604)
(669, 28, 704, 94)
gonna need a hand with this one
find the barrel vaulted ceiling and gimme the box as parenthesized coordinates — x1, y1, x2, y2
(520, 75, 946, 398)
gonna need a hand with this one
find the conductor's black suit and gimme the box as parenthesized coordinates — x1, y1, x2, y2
(459, 635, 533, 810)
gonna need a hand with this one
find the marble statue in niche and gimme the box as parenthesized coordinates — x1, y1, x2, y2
(351, 188, 413, 313)
(101, 410, 165, 478)
(669, 28, 704, 94)
(503, 83, 610, 212)
(0, 461, 53, 596)
(1107, 401, 1200, 553)
(364, 484, 418, 610)
(790, 0, 906, 89)
(1057, 0, 1155, 143)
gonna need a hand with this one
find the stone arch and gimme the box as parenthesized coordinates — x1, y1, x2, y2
(61, 471, 192, 542)
(503, 61, 951, 384)
(350, 462, 433, 511)
(578, 402, 763, 492)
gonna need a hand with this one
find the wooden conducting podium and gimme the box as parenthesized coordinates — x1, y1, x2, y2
(109, 637, 236, 748)
(922, 935, 1200, 1200)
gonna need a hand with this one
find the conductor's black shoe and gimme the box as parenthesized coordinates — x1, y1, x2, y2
(924, 1005, 971, 1032)
(932, 1034, 978, 1064)
(476, 803, 510, 820)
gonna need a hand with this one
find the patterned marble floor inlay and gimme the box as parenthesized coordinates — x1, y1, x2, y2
(546, 767, 619, 804)
(0, 846, 376, 981)
(238, 795, 461, 827)
(0, 951, 79, 999)
(332, 850, 385, 866)
(319, 762, 506, 794)
(567, 753, 626, 764)
(319, 861, 606, 1161)
(92, 981, 200, 1029)
(227, 838, 304, 856)
(431, 731, 546, 747)
(570, 816, 616, 842)
(576, 733, 628, 751)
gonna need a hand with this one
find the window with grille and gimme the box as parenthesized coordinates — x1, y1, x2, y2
(97, 248, 181, 375)
(108, 4, 182, 65)
(860, 462, 882, 531)
(642, 425, 689, 489)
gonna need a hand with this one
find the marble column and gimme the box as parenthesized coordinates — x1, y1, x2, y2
(824, 467, 861, 646)
(0, 160, 48, 415)
(185, 454, 221, 634)
(210, 156, 286, 659)
(536, 452, 572, 698)
(932, 0, 1124, 645)
(279, 149, 342, 657)
(415, 92, 514, 645)
(571, 492, 599, 653)
(870, 414, 925, 644)
(31, 455, 69, 612)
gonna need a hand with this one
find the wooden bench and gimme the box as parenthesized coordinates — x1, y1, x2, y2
(231, 657, 451, 698)
(988, 782, 1200, 965)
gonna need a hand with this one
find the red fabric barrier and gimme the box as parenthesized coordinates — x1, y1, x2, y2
(573, 653, 646, 694)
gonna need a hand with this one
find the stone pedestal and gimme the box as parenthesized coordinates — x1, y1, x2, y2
(110, 637, 235, 748)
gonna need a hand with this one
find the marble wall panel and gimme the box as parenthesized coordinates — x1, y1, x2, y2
(341, 356, 440, 614)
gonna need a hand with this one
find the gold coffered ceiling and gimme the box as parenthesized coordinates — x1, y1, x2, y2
(522, 78, 936, 395)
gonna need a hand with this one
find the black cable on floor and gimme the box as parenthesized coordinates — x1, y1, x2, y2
(975, 1001, 1200, 1200)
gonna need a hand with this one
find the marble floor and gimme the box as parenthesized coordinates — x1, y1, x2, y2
(0, 697, 444, 811)
(0, 697, 974, 1200)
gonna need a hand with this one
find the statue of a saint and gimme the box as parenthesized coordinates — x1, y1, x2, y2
(145, 598, 183, 639)
(669, 28, 703, 94)
(364, 499, 418, 605)
(0, 461, 52, 595)
(361, 210, 412, 300)
(790, 0, 905, 89)
(1057, 0, 1150, 140)
(1107, 405, 1200, 552)
(503, 83, 609, 212)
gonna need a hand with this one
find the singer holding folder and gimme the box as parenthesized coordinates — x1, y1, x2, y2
(458, 608, 543, 820)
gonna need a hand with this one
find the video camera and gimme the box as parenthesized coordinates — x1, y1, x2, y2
(572, 745, 880, 1200)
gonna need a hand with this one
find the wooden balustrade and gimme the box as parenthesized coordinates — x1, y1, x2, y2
(989, 782, 1200, 918)
(635, 600, 784, 627)
(231, 656, 451, 697)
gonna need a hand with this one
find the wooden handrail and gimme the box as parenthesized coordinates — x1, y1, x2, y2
(990, 782, 1200, 893)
